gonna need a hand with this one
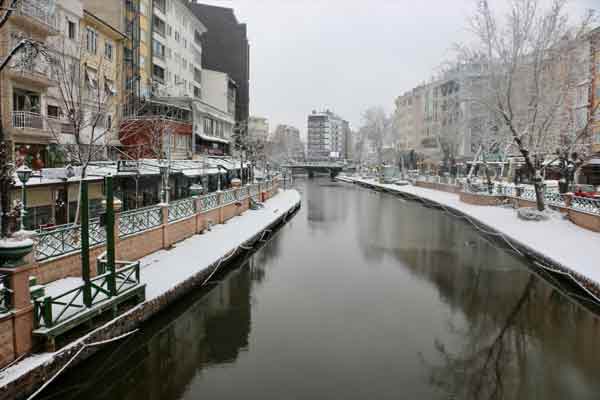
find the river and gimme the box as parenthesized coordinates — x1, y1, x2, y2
(42, 178, 600, 400)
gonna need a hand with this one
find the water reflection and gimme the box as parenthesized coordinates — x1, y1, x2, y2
(45, 179, 600, 400)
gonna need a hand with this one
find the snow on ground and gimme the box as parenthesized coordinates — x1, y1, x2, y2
(342, 177, 600, 286)
(0, 189, 300, 386)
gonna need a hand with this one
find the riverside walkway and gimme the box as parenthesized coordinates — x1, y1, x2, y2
(0, 189, 301, 399)
(338, 176, 600, 302)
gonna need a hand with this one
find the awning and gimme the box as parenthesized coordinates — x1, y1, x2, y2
(197, 133, 230, 145)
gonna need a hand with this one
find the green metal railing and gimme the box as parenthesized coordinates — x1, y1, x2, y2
(199, 193, 220, 211)
(168, 198, 196, 222)
(33, 260, 141, 329)
(571, 196, 600, 215)
(119, 206, 163, 238)
(35, 219, 106, 261)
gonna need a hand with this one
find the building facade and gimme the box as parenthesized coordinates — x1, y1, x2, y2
(193, 69, 237, 156)
(188, 2, 249, 125)
(1, 0, 60, 168)
(272, 124, 304, 162)
(248, 116, 269, 142)
(307, 110, 349, 161)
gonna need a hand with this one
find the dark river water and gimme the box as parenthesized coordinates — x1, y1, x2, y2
(43, 178, 600, 400)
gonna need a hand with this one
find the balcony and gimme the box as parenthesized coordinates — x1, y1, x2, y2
(12, 111, 43, 129)
(7, 62, 55, 88)
(12, 1, 58, 36)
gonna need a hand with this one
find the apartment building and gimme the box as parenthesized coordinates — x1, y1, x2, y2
(193, 69, 237, 156)
(1, 0, 60, 168)
(188, 2, 249, 125)
(248, 116, 269, 142)
(307, 110, 349, 161)
(272, 124, 304, 162)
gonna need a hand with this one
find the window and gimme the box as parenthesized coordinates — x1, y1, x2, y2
(85, 68, 98, 90)
(67, 20, 76, 39)
(153, 64, 165, 82)
(154, 0, 165, 13)
(86, 28, 97, 54)
(194, 30, 202, 46)
(104, 41, 113, 60)
(140, 55, 145, 67)
(166, 24, 172, 37)
(47, 105, 61, 119)
(183, 38, 187, 49)
(174, 31, 180, 42)
(153, 16, 166, 37)
(153, 39, 165, 59)
(106, 115, 112, 130)
(140, 28, 148, 43)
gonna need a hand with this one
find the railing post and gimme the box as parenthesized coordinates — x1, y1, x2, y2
(161, 204, 170, 249)
(81, 180, 92, 308)
(42, 295, 53, 328)
(218, 191, 224, 224)
(105, 176, 117, 297)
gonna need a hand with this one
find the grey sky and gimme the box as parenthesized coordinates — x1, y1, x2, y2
(199, 0, 598, 138)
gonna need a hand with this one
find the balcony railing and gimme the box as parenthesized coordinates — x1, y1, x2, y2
(12, 111, 43, 129)
(15, 1, 58, 31)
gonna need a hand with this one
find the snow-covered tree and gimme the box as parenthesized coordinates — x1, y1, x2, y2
(460, 0, 598, 210)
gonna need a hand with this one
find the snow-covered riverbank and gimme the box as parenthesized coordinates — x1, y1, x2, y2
(0, 189, 301, 397)
(338, 176, 600, 296)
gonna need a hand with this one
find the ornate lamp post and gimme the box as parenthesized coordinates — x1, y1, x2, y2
(16, 165, 32, 232)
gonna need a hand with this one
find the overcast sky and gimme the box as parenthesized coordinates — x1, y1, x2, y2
(199, 0, 598, 138)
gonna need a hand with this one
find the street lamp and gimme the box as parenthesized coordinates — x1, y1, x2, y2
(16, 165, 32, 232)
(159, 162, 169, 204)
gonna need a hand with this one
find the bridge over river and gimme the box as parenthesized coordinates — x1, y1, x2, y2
(281, 161, 351, 178)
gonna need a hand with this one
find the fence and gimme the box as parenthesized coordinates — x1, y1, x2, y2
(35, 219, 106, 261)
(33, 179, 278, 261)
(33, 261, 141, 329)
(119, 206, 163, 238)
(571, 196, 600, 215)
(168, 198, 196, 223)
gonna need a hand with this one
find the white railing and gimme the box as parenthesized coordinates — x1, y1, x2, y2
(12, 111, 43, 129)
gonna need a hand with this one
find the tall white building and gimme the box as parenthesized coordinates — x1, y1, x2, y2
(248, 116, 269, 141)
(307, 110, 349, 160)
(150, 0, 204, 99)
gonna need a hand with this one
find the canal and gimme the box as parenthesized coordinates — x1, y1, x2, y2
(42, 178, 600, 400)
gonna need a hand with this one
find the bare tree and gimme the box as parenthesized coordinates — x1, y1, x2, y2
(361, 106, 390, 166)
(42, 38, 120, 223)
(459, 0, 598, 211)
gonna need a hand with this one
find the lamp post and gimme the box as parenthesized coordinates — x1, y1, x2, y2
(16, 165, 32, 232)
(159, 162, 169, 204)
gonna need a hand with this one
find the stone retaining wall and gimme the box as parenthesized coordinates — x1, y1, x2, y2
(415, 181, 461, 194)
(2, 197, 301, 400)
(0, 181, 279, 371)
(459, 192, 506, 206)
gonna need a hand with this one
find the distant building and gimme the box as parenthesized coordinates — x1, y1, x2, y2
(273, 124, 304, 162)
(307, 110, 349, 161)
(188, 2, 250, 125)
(248, 116, 269, 142)
(193, 69, 237, 156)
